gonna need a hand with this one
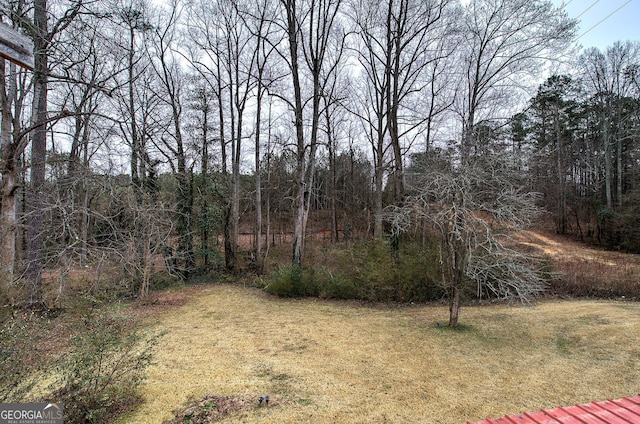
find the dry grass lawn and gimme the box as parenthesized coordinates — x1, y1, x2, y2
(119, 285, 640, 423)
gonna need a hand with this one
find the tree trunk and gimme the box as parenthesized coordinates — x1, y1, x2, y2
(616, 135, 622, 208)
(228, 74, 239, 271)
(223, 205, 234, 270)
(388, 8, 404, 204)
(255, 78, 263, 272)
(232, 113, 241, 271)
(171, 82, 194, 278)
(200, 96, 210, 267)
(603, 112, 613, 210)
(0, 58, 17, 280)
(448, 214, 466, 327)
(448, 244, 466, 327)
(265, 101, 272, 262)
(25, 0, 48, 308)
(448, 284, 461, 327)
(284, 0, 306, 268)
(301, 76, 321, 253)
(327, 111, 338, 243)
(128, 25, 140, 190)
(555, 106, 567, 234)
(176, 172, 194, 279)
(373, 120, 385, 238)
(215, 53, 234, 271)
(0, 169, 17, 279)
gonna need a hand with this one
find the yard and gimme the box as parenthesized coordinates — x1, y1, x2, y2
(121, 285, 640, 423)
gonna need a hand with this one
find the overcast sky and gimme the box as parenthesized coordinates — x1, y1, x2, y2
(552, 0, 640, 50)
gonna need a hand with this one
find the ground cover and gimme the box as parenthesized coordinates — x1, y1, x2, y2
(121, 285, 640, 423)
(518, 230, 640, 298)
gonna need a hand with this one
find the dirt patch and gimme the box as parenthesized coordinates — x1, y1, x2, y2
(164, 394, 263, 423)
(517, 230, 639, 265)
(129, 286, 203, 321)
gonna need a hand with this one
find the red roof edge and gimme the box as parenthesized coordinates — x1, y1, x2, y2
(466, 394, 640, 424)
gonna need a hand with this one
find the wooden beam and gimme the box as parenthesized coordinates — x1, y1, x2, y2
(0, 23, 34, 70)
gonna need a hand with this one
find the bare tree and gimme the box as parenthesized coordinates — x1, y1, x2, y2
(23, 0, 50, 307)
(0, 57, 28, 283)
(456, 0, 575, 165)
(49, 6, 124, 267)
(184, 0, 234, 269)
(349, 0, 455, 236)
(1, 3, 31, 284)
(10, 0, 83, 307)
(114, 0, 154, 194)
(236, 0, 279, 272)
(2, 0, 98, 298)
(148, 0, 195, 278)
(185, 0, 261, 271)
(274, 0, 346, 266)
(185, 78, 215, 268)
(384, 0, 452, 202)
(388, 155, 545, 326)
(224, 0, 257, 271)
(323, 84, 345, 244)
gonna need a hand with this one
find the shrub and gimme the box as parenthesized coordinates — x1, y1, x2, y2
(349, 239, 398, 301)
(318, 272, 357, 300)
(549, 258, 640, 300)
(394, 240, 443, 302)
(264, 265, 319, 297)
(150, 272, 184, 291)
(264, 238, 442, 303)
(51, 312, 162, 423)
(345, 238, 442, 302)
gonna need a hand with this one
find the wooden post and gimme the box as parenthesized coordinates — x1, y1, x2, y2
(0, 23, 34, 70)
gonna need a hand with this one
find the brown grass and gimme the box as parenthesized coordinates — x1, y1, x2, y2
(119, 285, 640, 424)
(517, 231, 640, 299)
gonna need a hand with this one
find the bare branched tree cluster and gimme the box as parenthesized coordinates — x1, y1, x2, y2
(3, 0, 636, 322)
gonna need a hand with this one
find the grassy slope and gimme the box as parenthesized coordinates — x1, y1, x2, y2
(520, 230, 640, 297)
(123, 285, 640, 423)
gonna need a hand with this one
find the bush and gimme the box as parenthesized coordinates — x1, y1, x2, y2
(318, 272, 358, 300)
(264, 265, 319, 297)
(346, 238, 443, 302)
(394, 241, 444, 302)
(149, 272, 184, 291)
(349, 239, 398, 301)
(265, 237, 442, 303)
(549, 258, 640, 300)
(51, 312, 162, 423)
(265, 265, 360, 300)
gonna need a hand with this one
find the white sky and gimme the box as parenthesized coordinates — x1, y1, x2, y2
(552, 0, 640, 50)
(457, 1, 640, 51)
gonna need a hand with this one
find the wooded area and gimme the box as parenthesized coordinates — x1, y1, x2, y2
(0, 0, 639, 322)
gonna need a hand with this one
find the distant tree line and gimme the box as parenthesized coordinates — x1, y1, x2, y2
(517, 42, 640, 251)
(1, 0, 638, 312)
